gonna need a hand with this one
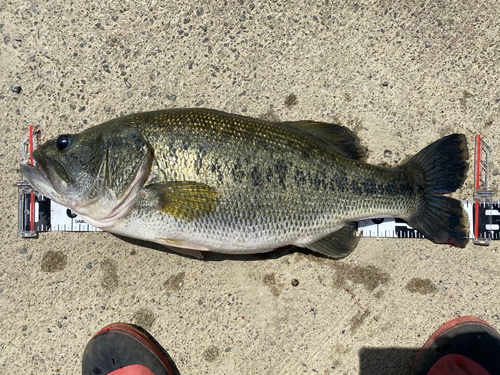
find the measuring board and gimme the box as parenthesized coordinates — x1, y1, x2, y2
(17, 128, 498, 245)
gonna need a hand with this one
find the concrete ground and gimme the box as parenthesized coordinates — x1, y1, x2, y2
(1, 0, 500, 374)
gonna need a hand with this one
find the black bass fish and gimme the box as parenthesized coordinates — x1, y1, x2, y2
(21, 108, 469, 258)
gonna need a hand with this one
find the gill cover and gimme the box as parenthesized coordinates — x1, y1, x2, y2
(78, 125, 153, 225)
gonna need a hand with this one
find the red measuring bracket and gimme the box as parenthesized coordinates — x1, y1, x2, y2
(473, 135, 494, 245)
(17, 126, 41, 237)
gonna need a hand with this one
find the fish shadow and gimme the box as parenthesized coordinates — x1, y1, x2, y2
(359, 347, 419, 375)
(111, 234, 329, 262)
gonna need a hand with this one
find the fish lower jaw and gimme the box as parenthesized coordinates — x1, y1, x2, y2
(74, 212, 121, 229)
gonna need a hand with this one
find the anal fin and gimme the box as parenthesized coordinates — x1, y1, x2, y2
(305, 222, 360, 259)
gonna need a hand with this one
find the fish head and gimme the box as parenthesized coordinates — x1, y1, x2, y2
(21, 124, 153, 227)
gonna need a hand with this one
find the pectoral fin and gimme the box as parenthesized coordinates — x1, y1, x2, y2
(305, 222, 360, 259)
(146, 181, 219, 221)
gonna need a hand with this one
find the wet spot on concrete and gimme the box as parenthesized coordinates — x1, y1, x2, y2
(132, 308, 156, 329)
(406, 278, 438, 295)
(373, 290, 384, 299)
(259, 108, 280, 122)
(459, 90, 474, 109)
(203, 345, 221, 362)
(164, 271, 186, 291)
(41, 251, 68, 272)
(332, 262, 390, 291)
(285, 93, 298, 107)
(100, 259, 118, 292)
(350, 309, 370, 332)
(263, 273, 283, 296)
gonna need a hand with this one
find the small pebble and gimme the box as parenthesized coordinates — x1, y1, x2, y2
(28, 254, 32, 261)
(384, 150, 393, 158)
(291, 279, 299, 287)
(382, 81, 389, 86)
(21, 325, 28, 331)
(10, 85, 22, 94)
(102, 64, 110, 73)
(19, 247, 27, 254)
(85, 263, 92, 269)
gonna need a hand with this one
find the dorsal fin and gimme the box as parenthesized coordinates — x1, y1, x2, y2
(286, 121, 366, 161)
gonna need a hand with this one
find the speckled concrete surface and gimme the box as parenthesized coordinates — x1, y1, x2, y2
(1, 1, 500, 374)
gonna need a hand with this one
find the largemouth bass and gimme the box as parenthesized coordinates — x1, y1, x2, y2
(21, 108, 469, 258)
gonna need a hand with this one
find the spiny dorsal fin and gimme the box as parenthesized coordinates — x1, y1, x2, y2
(287, 121, 366, 161)
(145, 181, 219, 221)
(305, 222, 360, 259)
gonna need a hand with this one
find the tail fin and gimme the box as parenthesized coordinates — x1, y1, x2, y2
(405, 134, 469, 248)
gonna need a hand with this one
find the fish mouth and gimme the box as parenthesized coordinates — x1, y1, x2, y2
(20, 163, 60, 200)
(20, 152, 69, 201)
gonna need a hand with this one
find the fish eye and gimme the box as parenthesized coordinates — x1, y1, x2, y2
(56, 135, 72, 151)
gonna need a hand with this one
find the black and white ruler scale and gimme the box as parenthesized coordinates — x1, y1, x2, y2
(17, 127, 499, 246)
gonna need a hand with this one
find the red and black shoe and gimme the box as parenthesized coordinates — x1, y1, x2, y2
(410, 316, 500, 375)
(82, 323, 174, 375)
